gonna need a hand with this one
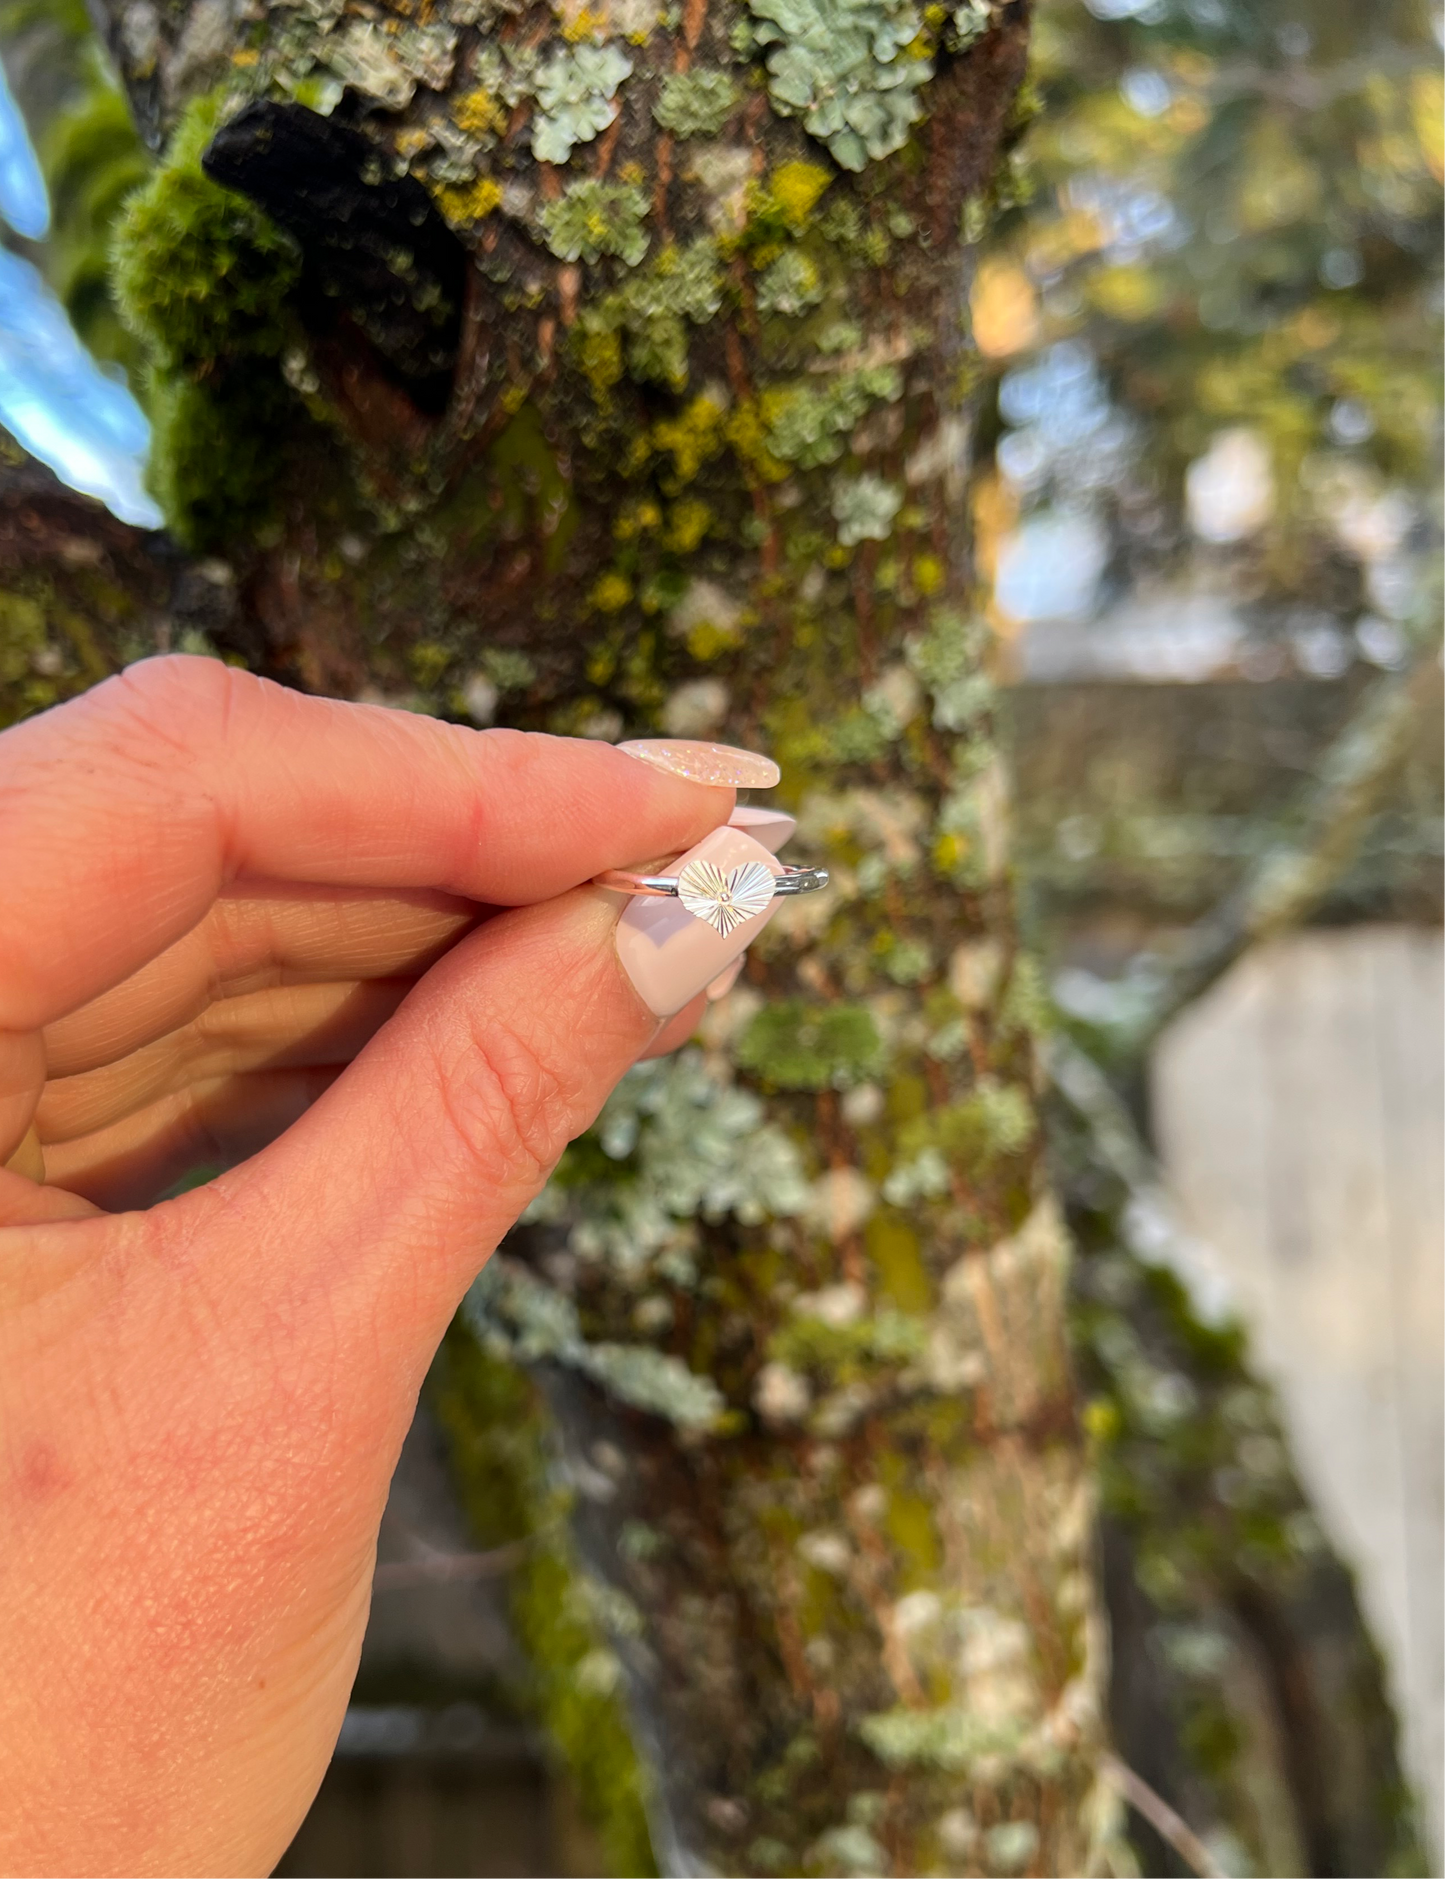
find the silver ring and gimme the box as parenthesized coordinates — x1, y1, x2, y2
(593, 859, 830, 937)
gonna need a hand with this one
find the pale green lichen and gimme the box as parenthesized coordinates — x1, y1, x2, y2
(951, 0, 995, 47)
(756, 248, 825, 315)
(747, 0, 932, 171)
(652, 68, 739, 137)
(764, 363, 902, 467)
(527, 1049, 810, 1283)
(860, 1703, 1030, 1771)
(531, 42, 633, 163)
(466, 1256, 726, 1429)
(832, 471, 904, 543)
(539, 178, 650, 265)
(906, 607, 994, 731)
(578, 238, 723, 389)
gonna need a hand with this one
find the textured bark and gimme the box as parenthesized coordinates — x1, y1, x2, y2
(8, 1, 1425, 1873)
(79, 1, 1121, 1870)
(0, 443, 169, 726)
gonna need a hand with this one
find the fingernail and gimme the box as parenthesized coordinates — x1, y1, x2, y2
(615, 826, 783, 1017)
(728, 805, 796, 853)
(618, 739, 780, 789)
(706, 955, 746, 1001)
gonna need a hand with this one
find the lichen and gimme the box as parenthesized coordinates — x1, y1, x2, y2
(831, 471, 904, 543)
(746, 0, 933, 171)
(762, 364, 903, 469)
(576, 238, 724, 390)
(540, 177, 650, 265)
(467, 1255, 726, 1429)
(652, 68, 739, 138)
(755, 247, 825, 315)
(531, 42, 633, 163)
(525, 1048, 811, 1282)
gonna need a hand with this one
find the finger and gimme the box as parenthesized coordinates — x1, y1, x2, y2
(37, 981, 410, 1144)
(637, 994, 708, 1060)
(4, 1123, 44, 1182)
(0, 656, 734, 1033)
(42, 886, 478, 1079)
(41, 1066, 343, 1211)
(159, 890, 674, 1381)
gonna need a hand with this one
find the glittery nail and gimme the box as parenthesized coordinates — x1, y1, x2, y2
(617, 739, 780, 789)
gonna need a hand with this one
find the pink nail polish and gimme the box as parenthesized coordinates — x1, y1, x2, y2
(618, 739, 780, 789)
(705, 955, 746, 1001)
(727, 805, 796, 853)
(615, 826, 783, 1017)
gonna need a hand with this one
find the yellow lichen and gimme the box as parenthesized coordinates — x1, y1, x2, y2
(666, 498, 712, 553)
(614, 498, 663, 540)
(724, 400, 788, 483)
(591, 570, 634, 611)
(652, 394, 725, 483)
(766, 160, 833, 229)
(454, 87, 508, 137)
(913, 552, 945, 595)
(578, 325, 624, 399)
(433, 174, 503, 224)
(563, 6, 609, 41)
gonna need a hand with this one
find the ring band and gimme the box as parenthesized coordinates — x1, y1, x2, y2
(594, 859, 830, 937)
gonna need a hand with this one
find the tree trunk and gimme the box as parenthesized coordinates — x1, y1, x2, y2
(76, 1, 1121, 1869)
(5, 1, 1428, 1873)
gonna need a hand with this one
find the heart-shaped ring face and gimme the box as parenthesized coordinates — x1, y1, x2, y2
(676, 857, 776, 937)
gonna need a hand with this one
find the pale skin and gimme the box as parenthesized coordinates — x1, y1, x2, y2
(0, 655, 731, 1877)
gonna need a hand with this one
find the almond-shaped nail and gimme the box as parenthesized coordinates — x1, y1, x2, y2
(705, 955, 746, 1001)
(728, 805, 796, 853)
(618, 739, 780, 789)
(614, 825, 783, 1017)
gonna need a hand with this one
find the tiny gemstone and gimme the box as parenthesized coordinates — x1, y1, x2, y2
(676, 857, 776, 936)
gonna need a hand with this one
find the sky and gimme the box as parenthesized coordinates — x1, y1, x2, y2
(0, 62, 161, 528)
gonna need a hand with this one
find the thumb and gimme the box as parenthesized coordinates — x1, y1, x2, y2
(167, 882, 699, 1395)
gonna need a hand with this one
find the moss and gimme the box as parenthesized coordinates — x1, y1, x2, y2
(736, 1000, 886, 1090)
(434, 1324, 657, 1877)
(652, 69, 739, 138)
(896, 1079, 1034, 1176)
(112, 91, 298, 373)
(110, 89, 304, 547)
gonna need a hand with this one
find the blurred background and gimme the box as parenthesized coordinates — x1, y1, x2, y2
(0, 0, 1439, 1871)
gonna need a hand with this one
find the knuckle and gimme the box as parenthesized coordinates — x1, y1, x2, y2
(102, 654, 240, 757)
(437, 1010, 581, 1191)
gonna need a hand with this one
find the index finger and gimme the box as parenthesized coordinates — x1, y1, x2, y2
(0, 656, 744, 1030)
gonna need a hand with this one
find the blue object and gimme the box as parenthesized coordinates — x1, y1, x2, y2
(0, 60, 48, 240)
(0, 246, 161, 527)
(0, 71, 161, 527)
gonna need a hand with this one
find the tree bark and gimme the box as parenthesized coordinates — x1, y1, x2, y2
(77, 1, 1123, 1869)
(7, 0, 1427, 1872)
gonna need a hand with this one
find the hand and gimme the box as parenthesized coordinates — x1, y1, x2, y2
(0, 656, 736, 1876)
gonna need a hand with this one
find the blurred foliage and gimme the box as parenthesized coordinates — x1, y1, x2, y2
(970, 0, 1442, 680)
